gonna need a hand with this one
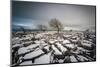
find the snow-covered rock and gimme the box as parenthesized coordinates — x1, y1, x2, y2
(18, 47, 30, 54)
(56, 42, 67, 52)
(34, 52, 51, 64)
(12, 44, 23, 48)
(63, 40, 70, 44)
(65, 44, 75, 49)
(23, 50, 44, 59)
(77, 55, 88, 61)
(70, 55, 78, 62)
(12, 31, 96, 65)
(82, 40, 93, 47)
(20, 61, 32, 65)
(52, 45, 62, 55)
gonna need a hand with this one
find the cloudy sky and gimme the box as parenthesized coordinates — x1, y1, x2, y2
(12, 0, 96, 31)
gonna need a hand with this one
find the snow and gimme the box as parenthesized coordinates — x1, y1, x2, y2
(26, 44, 39, 50)
(56, 42, 67, 52)
(77, 47, 89, 52)
(12, 44, 23, 48)
(82, 40, 92, 47)
(63, 34, 72, 38)
(34, 40, 40, 44)
(70, 55, 78, 62)
(49, 40, 55, 44)
(77, 55, 88, 61)
(18, 47, 30, 54)
(34, 52, 51, 64)
(52, 45, 62, 55)
(23, 50, 44, 59)
(59, 59, 64, 63)
(44, 46, 50, 51)
(63, 40, 70, 44)
(12, 38, 21, 44)
(82, 43, 92, 47)
(35, 33, 46, 38)
(57, 37, 64, 41)
(20, 61, 32, 65)
(65, 44, 75, 49)
(24, 41, 33, 44)
(12, 31, 96, 65)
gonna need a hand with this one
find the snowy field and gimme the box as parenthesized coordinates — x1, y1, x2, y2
(11, 31, 96, 66)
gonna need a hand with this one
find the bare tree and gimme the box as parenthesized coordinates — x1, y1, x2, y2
(20, 26, 26, 33)
(84, 29, 90, 39)
(49, 18, 63, 33)
(37, 24, 47, 32)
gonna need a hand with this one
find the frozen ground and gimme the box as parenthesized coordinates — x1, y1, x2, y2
(11, 31, 96, 66)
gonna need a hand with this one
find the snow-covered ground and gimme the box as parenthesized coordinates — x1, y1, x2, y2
(11, 31, 96, 66)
